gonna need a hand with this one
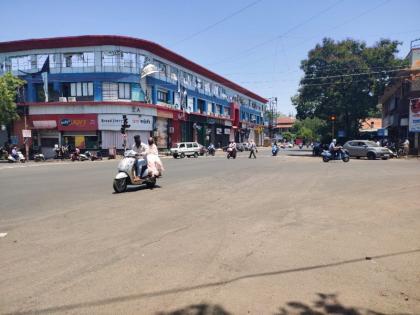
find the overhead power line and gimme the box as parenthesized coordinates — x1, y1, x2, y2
(208, 0, 344, 66)
(171, 0, 263, 47)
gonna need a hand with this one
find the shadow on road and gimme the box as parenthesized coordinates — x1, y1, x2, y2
(156, 303, 232, 315)
(112, 184, 162, 194)
(155, 293, 406, 315)
(5, 249, 419, 315)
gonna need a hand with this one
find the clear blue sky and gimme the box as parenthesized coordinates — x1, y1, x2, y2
(1, 0, 419, 114)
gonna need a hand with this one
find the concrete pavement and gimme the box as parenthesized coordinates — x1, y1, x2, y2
(0, 151, 419, 314)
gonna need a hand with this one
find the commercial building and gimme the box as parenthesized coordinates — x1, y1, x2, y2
(0, 35, 267, 157)
(379, 40, 420, 154)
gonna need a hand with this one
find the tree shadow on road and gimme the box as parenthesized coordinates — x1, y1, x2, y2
(156, 303, 232, 315)
(155, 294, 406, 315)
(5, 249, 418, 315)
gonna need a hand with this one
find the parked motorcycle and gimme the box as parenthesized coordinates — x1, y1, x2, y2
(8, 151, 25, 163)
(207, 146, 216, 156)
(71, 148, 89, 161)
(0, 146, 9, 160)
(113, 150, 157, 193)
(85, 151, 102, 161)
(321, 148, 350, 163)
(227, 148, 237, 159)
(34, 153, 45, 162)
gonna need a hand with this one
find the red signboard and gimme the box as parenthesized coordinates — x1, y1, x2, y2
(30, 114, 98, 131)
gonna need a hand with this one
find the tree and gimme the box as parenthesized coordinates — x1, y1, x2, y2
(292, 117, 326, 141)
(282, 131, 295, 142)
(293, 38, 407, 139)
(0, 72, 25, 125)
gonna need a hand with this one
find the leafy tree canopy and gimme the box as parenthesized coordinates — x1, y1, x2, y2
(292, 38, 407, 138)
(0, 72, 25, 125)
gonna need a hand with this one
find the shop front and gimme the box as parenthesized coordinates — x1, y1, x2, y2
(190, 114, 208, 145)
(27, 114, 98, 157)
(156, 109, 174, 150)
(98, 114, 153, 149)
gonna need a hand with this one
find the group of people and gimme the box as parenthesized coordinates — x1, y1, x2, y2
(131, 135, 164, 181)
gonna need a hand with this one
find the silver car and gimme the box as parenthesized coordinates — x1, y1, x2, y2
(343, 140, 390, 160)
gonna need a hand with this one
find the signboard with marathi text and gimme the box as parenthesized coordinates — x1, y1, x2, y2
(409, 98, 420, 132)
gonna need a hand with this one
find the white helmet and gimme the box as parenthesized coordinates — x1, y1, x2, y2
(333, 139, 337, 143)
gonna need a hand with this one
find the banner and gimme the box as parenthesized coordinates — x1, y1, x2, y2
(409, 98, 420, 132)
(98, 114, 153, 131)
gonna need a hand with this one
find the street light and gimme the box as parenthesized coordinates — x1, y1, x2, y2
(330, 114, 336, 139)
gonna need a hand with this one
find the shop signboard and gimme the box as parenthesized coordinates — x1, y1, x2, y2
(57, 114, 97, 131)
(224, 128, 231, 135)
(98, 114, 153, 131)
(22, 129, 32, 138)
(216, 128, 223, 135)
(224, 120, 232, 127)
(409, 98, 420, 132)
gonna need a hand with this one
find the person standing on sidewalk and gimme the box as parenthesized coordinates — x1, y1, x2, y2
(249, 140, 257, 159)
(403, 138, 410, 158)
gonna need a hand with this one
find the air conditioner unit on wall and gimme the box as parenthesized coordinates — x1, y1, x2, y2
(59, 97, 67, 102)
(68, 97, 77, 102)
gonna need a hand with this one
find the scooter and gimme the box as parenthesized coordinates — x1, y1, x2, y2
(272, 145, 279, 156)
(113, 150, 157, 193)
(8, 151, 25, 163)
(227, 148, 237, 159)
(321, 148, 350, 163)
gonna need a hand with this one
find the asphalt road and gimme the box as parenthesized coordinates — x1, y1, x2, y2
(1, 150, 419, 315)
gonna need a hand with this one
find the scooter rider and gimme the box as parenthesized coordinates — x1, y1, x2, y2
(329, 139, 341, 159)
(132, 135, 148, 181)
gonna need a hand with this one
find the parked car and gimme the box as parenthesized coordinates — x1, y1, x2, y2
(343, 140, 390, 160)
(170, 142, 201, 158)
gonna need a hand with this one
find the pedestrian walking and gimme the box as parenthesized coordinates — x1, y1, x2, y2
(403, 138, 410, 158)
(249, 140, 257, 159)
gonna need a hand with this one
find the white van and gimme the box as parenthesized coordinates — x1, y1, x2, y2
(170, 142, 201, 158)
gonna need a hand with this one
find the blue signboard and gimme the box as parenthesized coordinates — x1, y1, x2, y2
(377, 128, 388, 137)
(338, 130, 346, 137)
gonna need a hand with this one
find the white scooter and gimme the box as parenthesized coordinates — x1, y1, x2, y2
(113, 150, 157, 193)
(8, 151, 25, 163)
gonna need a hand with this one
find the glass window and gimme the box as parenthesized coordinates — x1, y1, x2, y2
(187, 143, 192, 148)
(118, 83, 131, 99)
(11, 56, 32, 71)
(157, 90, 168, 102)
(179, 143, 185, 148)
(102, 50, 122, 67)
(63, 52, 94, 68)
(102, 82, 118, 101)
(122, 52, 136, 68)
(70, 82, 94, 97)
(193, 143, 198, 147)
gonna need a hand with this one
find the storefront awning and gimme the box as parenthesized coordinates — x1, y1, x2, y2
(33, 120, 57, 129)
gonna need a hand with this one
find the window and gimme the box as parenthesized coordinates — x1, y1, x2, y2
(193, 143, 198, 148)
(186, 143, 192, 148)
(102, 51, 122, 67)
(11, 56, 32, 71)
(102, 82, 118, 101)
(157, 90, 168, 102)
(179, 143, 185, 148)
(122, 52, 136, 68)
(70, 82, 93, 97)
(118, 83, 131, 99)
(63, 52, 94, 68)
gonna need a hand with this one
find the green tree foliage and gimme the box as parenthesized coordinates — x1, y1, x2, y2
(292, 117, 326, 141)
(0, 72, 25, 125)
(281, 131, 295, 142)
(292, 38, 407, 138)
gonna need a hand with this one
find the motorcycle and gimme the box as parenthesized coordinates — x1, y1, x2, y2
(321, 148, 350, 163)
(272, 145, 279, 156)
(0, 147, 9, 160)
(70, 148, 89, 161)
(113, 150, 157, 193)
(34, 153, 45, 162)
(85, 151, 102, 161)
(227, 147, 237, 159)
(8, 151, 25, 163)
(207, 146, 216, 156)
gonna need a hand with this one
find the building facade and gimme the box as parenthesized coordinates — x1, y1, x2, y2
(379, 41, 420, 154)
(0, 35, 267, 157)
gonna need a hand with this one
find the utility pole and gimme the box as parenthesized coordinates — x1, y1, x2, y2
(268, 97, 277, 139)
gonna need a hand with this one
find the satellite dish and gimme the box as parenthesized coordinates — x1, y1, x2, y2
(141, 64, 159, 78)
